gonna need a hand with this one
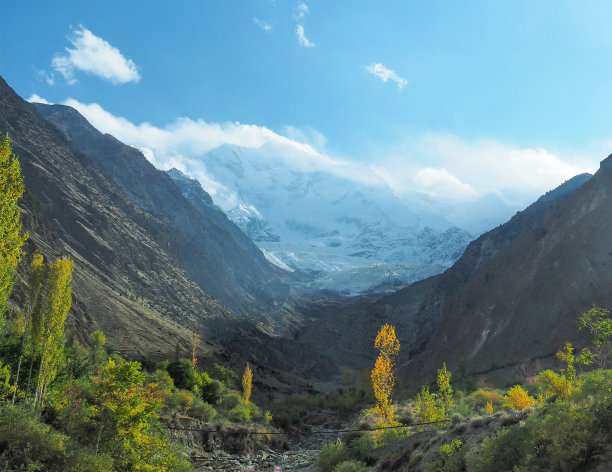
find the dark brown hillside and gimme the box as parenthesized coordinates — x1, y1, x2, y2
(0, 76, 236, 354)
(295, 173, 592, 382)
(0, 76, 335, 386)
(34, 103, 281, 316)
(402, 160, 611, 386)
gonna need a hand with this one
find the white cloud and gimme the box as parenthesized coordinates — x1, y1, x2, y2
(52, 26, 140, 85)
(412, 168, 479, 200)
(61, 98, 392, 208)
(365, 63, 408, 89)
(296, 25, 315, 47)
(376, 133, 598, 204)
(27, 94, 51, 105)
(254, 18, 273, 32)
(60, 98, 599, 220)
(293, 2, 309, 20)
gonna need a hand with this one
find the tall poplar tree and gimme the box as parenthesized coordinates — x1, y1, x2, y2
(371, 323, 400, 423)
(33, 257, 74, 408)
(0, 135, 28, 321)
(12, 253, 45, 403)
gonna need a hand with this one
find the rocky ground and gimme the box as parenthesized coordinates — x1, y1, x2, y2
(190, 426, 338, 471)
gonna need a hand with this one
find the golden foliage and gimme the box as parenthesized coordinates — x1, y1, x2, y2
(242, 362, 252, 405)
(374, 324, 400, 358)
(472, 389, 503, 407)
(190, 322, 201, 369)
(503, 385, 535, 411)
(371, 324, 400, 424)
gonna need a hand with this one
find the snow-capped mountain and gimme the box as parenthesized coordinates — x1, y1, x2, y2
(168, 142, 473, 294)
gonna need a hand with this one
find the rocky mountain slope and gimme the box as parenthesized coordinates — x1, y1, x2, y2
(295, 171, 594, 385)
(34, 103, 280, 316)
(0, 76, 336, 387)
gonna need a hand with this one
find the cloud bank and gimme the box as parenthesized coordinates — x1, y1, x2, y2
(52, 26, 140, 85)
(34, 96, 596, 219)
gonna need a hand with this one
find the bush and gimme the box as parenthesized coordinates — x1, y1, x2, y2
(347, 434, 374, 461)
(165, 389, 194, 414)
(472, 389, 503, 408)
(427, 439, 465, 472)
(503, 385, 535, 411)
(219, 391, 243, 410)
(167, 358, 196, 391)
(333, 459, 371, 472)
(229, 405, 251, 422)
(201, 378, 224, 405)
(316, 441, 348, 472)
(190, 397, 217, 421)
(533, 370, 573, 400)
(0, 405, 69, 471)
(210, 363, 238, 388)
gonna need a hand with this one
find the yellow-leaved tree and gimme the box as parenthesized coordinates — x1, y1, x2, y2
(371, 324, 400, 423)
(0, 134, 28, 321)
(242, 362, 252, 405)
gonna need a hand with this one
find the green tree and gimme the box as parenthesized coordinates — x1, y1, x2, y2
(11, 253, 45, 404)
(556, 341, 577, 385)
(414, 385, 445, 429)
(578, 305, 612, 368)
(0, 134, 28, 322)
(90, 358, 189, 470)
(33, 257, 74, 408)
(437, 362, 455, 417)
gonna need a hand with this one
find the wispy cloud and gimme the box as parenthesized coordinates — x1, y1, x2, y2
(52, 26, 140, 85)
(253, 18, 273, 32)
(35, 69, 55, 86)
(296, 25, 314, 47)
(293, 2, 309, 20)
(365, 63, 408, 89)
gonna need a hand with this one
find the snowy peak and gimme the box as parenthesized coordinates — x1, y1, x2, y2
(172, 143, 474, 293)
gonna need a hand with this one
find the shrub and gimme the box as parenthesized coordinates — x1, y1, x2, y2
(229, 405, 251, 422)
(503, 385, 535, 411)
(210, 363, 238, 388)
(472, 389, 503, 408)
(190, 397, 217, 421)
(0, 405, 69, 471)
(316, 441, 348, 472)
(219, 391, 243, 410)
(427, 439, 465, 472)
(167, 390, 194, 414)
(167, 358, 196, 391)
(470, 416, 484, 428)
(333, 459, 371, 472)
(450, 413, 462, 425)
(533, 370, 573, 400)
(347, 434, 374, 461)
(201, 378, 224, 405)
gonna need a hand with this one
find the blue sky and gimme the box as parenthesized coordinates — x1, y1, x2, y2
(1, 0, 610, 209)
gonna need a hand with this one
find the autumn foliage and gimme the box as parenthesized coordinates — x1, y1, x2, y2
(242, 362, 252, 405)
(503, 385, 535, 411)
(371, 324, 400, 423)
